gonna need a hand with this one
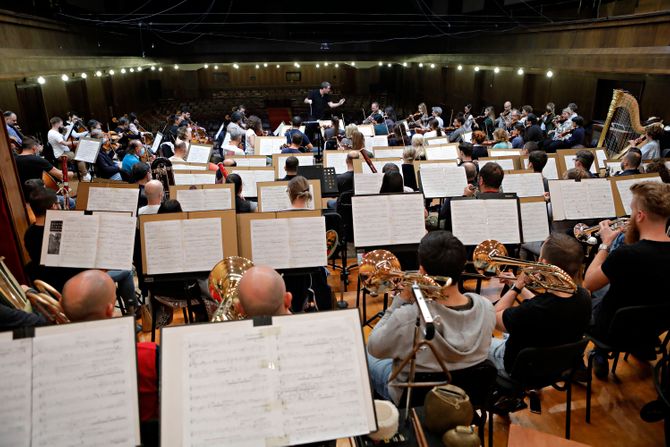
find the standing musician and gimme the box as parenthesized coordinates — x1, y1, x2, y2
(482, 106, 497, 140)
(462, 104, 475, 131)
(304, 81, 346, 120)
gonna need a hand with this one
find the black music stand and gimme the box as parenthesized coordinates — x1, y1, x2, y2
(303, 119, 324, 163)
(298, 165, 338, 196)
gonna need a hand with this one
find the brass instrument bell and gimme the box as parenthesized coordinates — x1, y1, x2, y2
(209, 256, 254, 322)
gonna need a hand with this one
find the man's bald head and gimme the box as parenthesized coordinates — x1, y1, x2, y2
(144, 180, 164, 205)
(237, 266, 291, 317)
(62, 270, 117, 322)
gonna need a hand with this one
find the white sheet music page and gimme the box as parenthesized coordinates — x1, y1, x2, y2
(173, 173, 195, 185)
(258, 137, 285, 155)
(233, 157, 268, 167)
(175, 189, 206, 212)
(251, 219, 291, 268)
(362, 159, 403, 175)
(450, 200, 490, 246)
(421, 166, 467, 198)
(288, 217, 327, 268)
(41, 211, 98, 269)
(94, 213, 136, 270)
(563, 154, 597, 174)
(74, 138, 101, 163)
(425, 145, 459, 160)
(144, 220, 184, 274)
(388, 194, 426, 244)
(596, 149, 607, 170)
(426, 137, 449, 146)
(237, 170, 275, 198)
(485, 200, 521, 244)
(182, 218, 224, 272)
(354, 173, 384, 195)
(374, 148, 403, 158)
(520, 201, 550, 242)
(585, 179, 616, 218)
(163, 310, 374, 447)
(364, 135, 388, 149)
(615, 175, 662, 215)
(352, 195, 391, 247)
(419, 161, 458, 171)
(483, 158, 515, 171)
(192, 172, 216, 184)
(277, 155, 314, 179)
(87, 186, 140, 216)
(31, 318, 139, 447)
(260, 185, 293, 212)
(502, 173, 545, 198)
(186, 144, 212, 163)
(150, 132, 163, 154)
(324, 152, 349, 174)
(203, 188, 233, 211)
(523, 157, 558, 180)
(488, 149, 521, 157)
(0, 336, 31, 447)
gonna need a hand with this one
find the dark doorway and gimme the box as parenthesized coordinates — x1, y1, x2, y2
(147, 80, 162, 102)
(65, 79, 90, 119)
(15, 83, 48, 142)
(593, 79, 645, 120)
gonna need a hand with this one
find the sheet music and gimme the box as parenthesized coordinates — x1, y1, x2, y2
(176, 188, 233, 212)
(258, 137, 285, 155)
(451, 199, 521, 245)
(373, 148, 404, 158)
(214, 123, 225, 140)
(324, 152, 349, 174)
(615, 175, 663, 215)
(352, 194, 425, 247)
(0, 337, 31, 447)
(361, 159, 403, 175)
(163, 310, 374, 447)
(232, 157, 268, 167)
(563, 153, 597, 174)
(550, 179, 616, 220)
(520, 201, 550, 242)
(173, 172, 216, 185)
(74, 138, 101, 163)
(523, 157, 559, 180)
(419, 161, 458, 170)
(172, 163, 208, 171)
(502, 173, 545, 198)
(235, 170, 275, 197)
(182, 218, 224, 272)
(260, 185, 315, 212)
(482, 158, 515, 171)
(187, 144, 212, 163)
(94, 213, 137, 270)
(426, 137, 449, 146)
(462, 132, 473, 143)
(150, 132, 163, 154)
(606, 161, 623, 175)
(488, 149, 521, 157)
(596, 149, 607, 170)
(354, 173, 384, 195)
(41, 211, 96, 269)
(420, 165, 468, 198)
(144, 220, 183, 275)
(276, 155, 314, 179)
(425, 145, 459, 160)
(357, 125, 375, 137)
(364, 135, 388, 149)
(250, 217, 326, 268)
(87, 186, 140, 216)
(32, 318, 138, 447)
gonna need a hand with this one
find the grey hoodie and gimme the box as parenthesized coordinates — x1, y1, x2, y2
(367, 293, 496, 404)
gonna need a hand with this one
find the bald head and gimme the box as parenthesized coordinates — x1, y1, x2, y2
(144, 180, 164, 205)
(237, 266, 291, 317)
(62, 270, 116, 322)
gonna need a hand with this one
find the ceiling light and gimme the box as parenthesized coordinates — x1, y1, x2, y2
(109, 69, 115, 75)
(457, 65, 463, 71)
(387, 63, 391, 67)
(120, 68, 126, 74)
(37, 76, 46, 84)
(546, 70, 554, 78)
(61, 74, 69, 81)
(157, 67, 162, 72)
(350, 62, 355, 66)
(137, 67, 142, 72)
(214, 65, 219, 69)
(334, 63, 339, 68)
(95, 70, 102, 77)
(402, 62, 408, 67)
(294, 62, 300, 68)
(419, 63, 424, 68)
(517, 68, 524, 75)
(474, 66, 480, 72)
(233, 63, 239, 69)
(150, 66, 156, 71)
(174, 65, 179, 70)
(204, 64, 209, 69)
(316, 63, 320, 68)
(255, 64, 260, 69)
(129, 68, 135, 72)
(378, 61, 382, 66)
(263, 63, 268, 67)
(276, 64, 280, 68)
(324, 62, 329, 66)
(430, 63, 435, 68)
(494, 67, 500, 73)
(81, 73, 87, 79)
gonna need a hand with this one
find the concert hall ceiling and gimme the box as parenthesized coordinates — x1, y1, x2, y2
(5, 0, 619, 59)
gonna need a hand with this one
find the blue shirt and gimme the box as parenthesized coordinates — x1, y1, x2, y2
(122, 153, 140, 174)
(284, 129, 311, 147)
(6, 125, 21, 145)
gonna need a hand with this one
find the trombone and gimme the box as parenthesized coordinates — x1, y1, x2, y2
(359, 250, 453, 300)
(464, 240, 577, 294)
(573, 217, 628, 245)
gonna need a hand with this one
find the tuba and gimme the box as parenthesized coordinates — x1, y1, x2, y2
(209, 256, 254, 322)
(26, 280, 70, 324)
(472, 240, 577, 294)
(151, 157, 175, 198)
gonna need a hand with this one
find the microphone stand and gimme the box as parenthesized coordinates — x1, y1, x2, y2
(387, 284, 452, 424)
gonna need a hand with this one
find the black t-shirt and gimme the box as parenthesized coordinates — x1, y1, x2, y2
(24, 224, 84, 291)
(525, 124, 544, 143)
(308, 89, 331, 120)
(502, 287, 592, 372)
(594, 240, 670, 338)
(336, 170, 354, 193)
(15, 154, 53, 194)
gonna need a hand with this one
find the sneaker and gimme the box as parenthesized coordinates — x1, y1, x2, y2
(592, 352, 609, 380)
(82, 173, 92, 182)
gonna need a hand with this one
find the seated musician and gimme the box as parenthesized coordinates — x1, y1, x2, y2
(521, 140, 539, 155)
(573, 149, 596, 178)
(379, 171, 404, 194)
(235, 266, 292, 317)
(505, 110, 521, 132)
(488, 233, 591, 379)
(158, 199, 183, 213)
(615, 150, 642, 176)
(221, 131, 246, 156)
(525, 114, 544, 143)
(226, 173, 257, 213)
(629, 123, 663, 160)
(363, 102, 382, 124)
(138, 180, 164, 215)
(94, 130, 124, 181)
(372, 114, 388, 136)
(483, 106, 497, 140)
(167, 114, 181, 140)
(281, 132, 304, 154)
(48, 116, 89, 181)
(337, 150, 359, 193)
(15, 137, 70, 197)
(411, 134, 426, 160)
(448, 116, 467, 143)
(282, 156, 299, 181)
(169, 142, 187, 162)
(367, 231, 496, 404)
(491, 128, 512, 149)
(287, 176, 313, 210)
(546, 116, 585, 153)
(457, 142, 477, 167)
(387, 124, 406, 147)
(284, 116, 313, 151)
(528, 150, 550, 192)
(130, 162, 151, 208)
(422, 119, 443, 139)
(122, 140, 145, 174)
(584, 182, 670, 379)
(401, 147, 418, 191)
(432, 106, 445, 128)
(518, 105, 533, 125)
(644, 160, 670, 183)
(351, 129, 373, 159)
(65, 111, 89, 139)
(510, 124, 525, 149)
(60, 270, 159, 424)
(471, 131, 488, 159)
(340, 123, 358, 148)
(4, 110, 23, 147)
(175, 126, 192, 147)
(23, 188, 139, 313)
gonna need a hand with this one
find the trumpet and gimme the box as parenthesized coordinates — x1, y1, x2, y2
(468, 240, 577, 294)
(573, 217, 629, 245)
(359, 250, 453, 300)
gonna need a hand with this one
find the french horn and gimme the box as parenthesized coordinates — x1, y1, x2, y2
(209, 256, 254, 322)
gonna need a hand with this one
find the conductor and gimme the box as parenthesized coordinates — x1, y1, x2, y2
(304, 81, 346, 120)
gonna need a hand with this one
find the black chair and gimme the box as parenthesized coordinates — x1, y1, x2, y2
(586, 304, 670, 422)
(396, 360, 498, 447)
(649, 350, 670, 445)
(495, 338, 589, 439)
(324, 211, 353, 308)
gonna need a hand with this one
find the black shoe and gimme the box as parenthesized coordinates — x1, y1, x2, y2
(573, 362, 590, 384)
(640, 399, 667, 423)
(592, 352, 609, 380)
(492, 395, 527, 415)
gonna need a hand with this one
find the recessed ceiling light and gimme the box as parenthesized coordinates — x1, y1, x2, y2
(517, 68, 524, 75)
(81, 73, 87, 79)
(546, 70, 554, 78)
(474, 66, 480, 72)
(37, 76, 46, 84)
(457, 65, 463, 71)
(494, 67, 500, 73)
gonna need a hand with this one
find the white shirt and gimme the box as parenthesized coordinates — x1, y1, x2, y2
(48, 129, 70, 158)
(169, 155, 185, 162)
(222, 144, 245, 156)
(65, 122, 88, 139)
(245, 128, 256, 155)
(138, 204, 161, 215)
(423, 130, 438, 139)
(435, 116, 444, 128)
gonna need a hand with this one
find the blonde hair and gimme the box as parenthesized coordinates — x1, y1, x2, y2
(345, 123, 358, 139)
(288, 176, 312, 205)
(493, 128, 508, 143)
(403, 146, 417, 162)
(351, 130, 365, 151)
(411, 134, 426, 158)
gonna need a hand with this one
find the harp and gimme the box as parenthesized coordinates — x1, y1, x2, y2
(597, 89, 646, 159)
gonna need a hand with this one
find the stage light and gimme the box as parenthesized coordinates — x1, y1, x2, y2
(294, 62, 300, 68)
(157, 67, 162, 72)
(324, 62, 329, 66)
(546, 70, 554, 78)
(233, 63, 239, 69)
(457, 65, 463, 71)
(335, 63, 339, 67)
(120, 68, 126, 74)
(81, 73, 87, 79)
(204, 64, 209, 69)
(419, 63, 424, 68)
(95, 70, 102, 77)
(378, 61, 382, 66)
(61, 74, 69, 81)
(263, 63, 268, 67)
(109, 69, 115, 75)
(137, 67, 142, 72)
(517, 68, 524, 75)
(150, 66, 156, 71)
(430, 63, 435, 68)
(214, 65, 219, 70)
(276, 64, 280, 68)
(494, 67, 500, 73)
(474, 66, 480, 72)
(37, 76, 46, 84)
(350, 62, 355, 66)
(174, 65, 179, 70)
(387, 63, 391, 67)
(316, 63, 320, 68)
(129, 68, 135, 73)
(402, 62, 408, 67)
(255, 64, 260, 69)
